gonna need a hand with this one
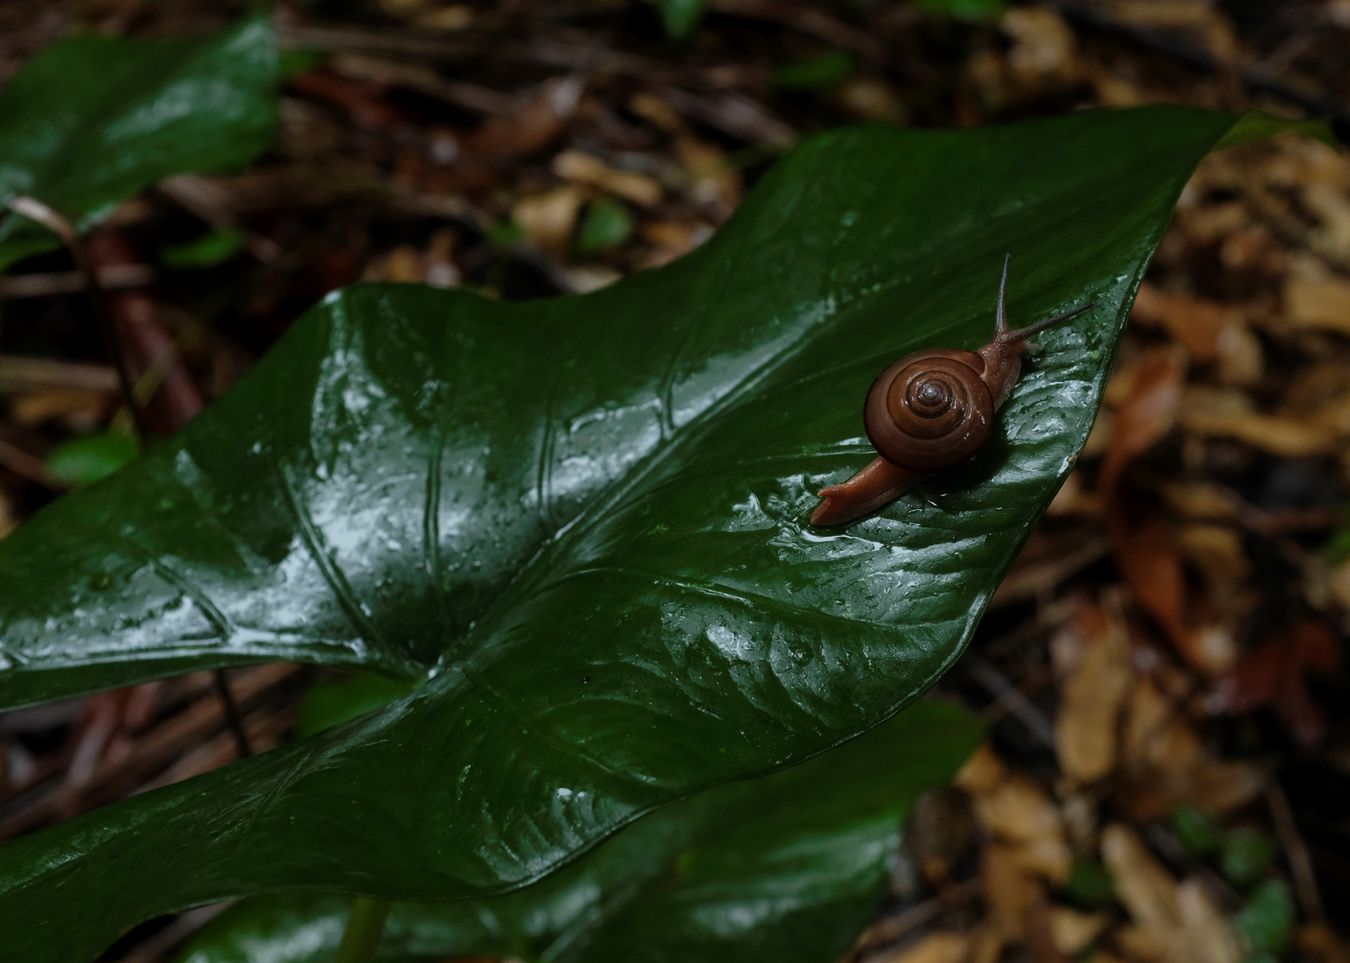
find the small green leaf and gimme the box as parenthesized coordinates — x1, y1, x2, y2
(1172, 804, 1224, 856)
(0, 15, 278, 269)
(1064, 857, 1115, 907)
(1216, 111, 1337, 150)
(916, 0, 1007, 21)
(181, 700, 982, 963)
(576, 196, 634, 253)
(45, 431, 138, 487)
(771, 51, 856, 91)
(1221, 827, 1277, 887)
(1233, 879, 1294, 956)
(486, 218, 524, 247)
(656, 0, 707, 40)
(161, 230, 246, 270)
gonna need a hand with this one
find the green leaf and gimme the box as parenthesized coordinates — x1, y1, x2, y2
(656, 0, 707, 40)
(161, 229, 246, 270)
(1221, 827, 1277, 888)
(295, 671, 417, 738)
(915, 0, 1007, 21)
(0, 108, 1287, 961)
(44, 430, 139, 487)
(1233, 879, 1294, 956)
(1172, 804, 1224, 856)
(0, 16, 278, 270)
(180, 700, 981, 963)
(1064, 857, 1115, 908)
(771, 51, 857, 91)
(576, 196, 634, 253)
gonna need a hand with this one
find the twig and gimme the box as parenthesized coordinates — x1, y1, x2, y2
(849, 877, 981, 959)
(212, 669, 252, 760)
(0, 435, 61, 487)
(6, 197, 149, 439)
(0, 263, 155, 300)
(1265, 781, 1325, 920)
(0, 356, 119, 394)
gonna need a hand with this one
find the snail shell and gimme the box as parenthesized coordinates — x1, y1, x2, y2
(863, 347, 993, 472)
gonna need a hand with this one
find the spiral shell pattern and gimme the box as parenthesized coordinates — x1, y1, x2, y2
(863, 348, 994, 472)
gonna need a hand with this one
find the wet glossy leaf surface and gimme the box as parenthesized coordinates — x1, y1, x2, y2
(180, 700, 979, 963)
(0, 107, 1246, 961)
(0, 16, 277, 269)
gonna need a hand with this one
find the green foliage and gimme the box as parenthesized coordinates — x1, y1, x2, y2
(0, 107, 1283, 961)
(1064, 857, 1116, 907)
(576, 196, 634, 253)
(1221, 827, 1278, 888)
(915, 0, 1007, 22)
(180, 700, 982, 963)
(1172, 804, 1225, 856)
(1233, 879, 1295, 957)
(161, 229, 247, 269)
(771, 51, 857, 90)
(44, 430, 138, 487)
(295, 671, 417, 737)
(656, 0, 707, 40)
(0, 16, 278, 270)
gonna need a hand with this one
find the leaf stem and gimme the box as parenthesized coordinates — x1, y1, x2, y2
(7, 196, 148, 439)
(336, 897, 392, 963)
(7, 194, 254, 758)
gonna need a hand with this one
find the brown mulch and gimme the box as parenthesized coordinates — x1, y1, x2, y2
(1, 2, 1348, 961)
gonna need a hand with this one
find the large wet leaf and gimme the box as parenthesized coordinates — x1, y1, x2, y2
(180, 700, 980, 963)
(0, 16, 277, 269)
(0, 107, 1253, 961)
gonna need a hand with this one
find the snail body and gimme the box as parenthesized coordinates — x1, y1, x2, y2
(811, 257, 1091, 527)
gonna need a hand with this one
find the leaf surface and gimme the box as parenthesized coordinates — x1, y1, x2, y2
(0, 16, 277, 268)
(180, 700, 979, 963)
(0, 107, 1249, 961)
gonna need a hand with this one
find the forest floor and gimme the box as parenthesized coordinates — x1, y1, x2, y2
(1, 2, 1348, 961)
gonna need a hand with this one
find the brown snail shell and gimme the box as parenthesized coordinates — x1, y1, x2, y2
(810, 254, 1095, 528)
(863, 347, 993, 473)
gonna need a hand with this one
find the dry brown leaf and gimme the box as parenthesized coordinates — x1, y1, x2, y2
(1285, 274, 1350, 337)
(1175, 524, 1251, 596)
(9, 388, 108, 429)
(982, 842, 1041, 940)
(906, 787, 978, 884)
(511, 185, 585, 255)
(1103, 828, 1241, 962)
(1102, 824, 1178, 932)
(969, 771, 1072, 882)
(1056, 600, 1132, 783)
(1101, 347, 1184, 493)
(835, 77, 906, 124)
(1000, 8, 1081, 92)
(954, 743, 1006, 795)
(1049, 906, 1108, 955)
(0, 490, 13, 540)
(552, 150, 663, 207)
(1298, 923, 1350, 963)
(1119, 679, 1265, 816)
(1175, 880, 1242, 963)
(870, 932, 970, 963)
(1130, 285, 1231, 363)
(1328, 559, 1350, 613)
(1180, 387, 1339, 457)
(675, 136, 741, 214)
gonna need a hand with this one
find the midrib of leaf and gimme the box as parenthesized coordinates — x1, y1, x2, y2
(449, 176, 855, 672)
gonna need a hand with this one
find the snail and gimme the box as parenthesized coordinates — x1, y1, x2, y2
(810, 256, 1093, 527)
